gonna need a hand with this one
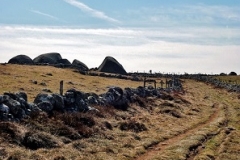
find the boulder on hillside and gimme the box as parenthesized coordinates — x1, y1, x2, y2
(72, 59, 89, 71)
(229, 71, 237, 76)
(98, 56, 127, 75)
(33, 53, 62, 64)
(57, 59, 71, 65)
(8, 55, 33, 65)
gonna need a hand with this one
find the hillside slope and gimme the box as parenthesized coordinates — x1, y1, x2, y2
(0, 64, 142, 102)
(0, 64, 239, 160)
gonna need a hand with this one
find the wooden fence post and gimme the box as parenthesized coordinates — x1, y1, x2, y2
(60, 80, 63, 95)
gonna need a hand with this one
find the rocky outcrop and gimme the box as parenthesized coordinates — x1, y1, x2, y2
(72, 59, 89, 71)
(8, 55, 33, 65)
(57, 59, 71, 65)
(33, 52, 62, 64)
(0, 92, 37, 121)
(98, 56, 127, 75)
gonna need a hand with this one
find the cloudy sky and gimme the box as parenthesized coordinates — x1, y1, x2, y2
(0, 0, 240, 74)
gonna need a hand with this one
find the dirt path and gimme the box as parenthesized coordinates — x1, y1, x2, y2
(135, 79, 240, 160)
(135, 104, 220, 160)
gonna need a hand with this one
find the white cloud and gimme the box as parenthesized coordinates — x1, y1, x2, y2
(63, 0, 121, 24)
(126, 4, 240, 27)
(30, 9, 60, 21)
(185, 4, 240, 22)
(0, 25, 239, 74)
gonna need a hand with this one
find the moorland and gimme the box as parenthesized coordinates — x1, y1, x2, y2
(0, 64, 239, 160)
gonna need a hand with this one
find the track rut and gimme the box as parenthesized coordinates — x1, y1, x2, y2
(135, 104, 221, 160)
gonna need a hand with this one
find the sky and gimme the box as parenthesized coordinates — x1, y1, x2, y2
(0, 0, 240, 74)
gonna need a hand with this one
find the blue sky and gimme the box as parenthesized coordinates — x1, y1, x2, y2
(0, 0, 240, 73)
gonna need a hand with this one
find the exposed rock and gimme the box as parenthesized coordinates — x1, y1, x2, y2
(30, 80, 38, 84)
(34, 93, 54, 104)
(0, 76, 184, 122)
(87, 96, 98, 105)
(8, 55, 33, 65)
(0, 95, 9, 104)
(52, 94, 65, 111)
(98, 56, 127, 75)
(33, 93, 65, 113)
(42, 89, 52, 93)
(72, 59, 89, 71)
(3, 96, 21, 115)
(229, 71, 237, 76)
(40, 82, 47, 86)
(64, 89, 89, 112)
(37, 101, 53, 114)
(57, 58, 71, 65)
(2, 95, 28, 120)
(33, 52, 62, 64)
(192, 75, 240, 93)
(0, 103, 9, 114)
(16, 91, 28, 102)
(101, 87, 129, 110)
(3, 92, 31, 112)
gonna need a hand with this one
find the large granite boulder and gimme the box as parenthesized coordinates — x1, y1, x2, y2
(8, 55, 33, 64)
(229, 71, 237, 76)
(98, 56, 127, 75)
(100, 87, 129, 110)
(64, 89, 89, 112)
(72, 59, 89, 71)
(57, 59, 71, 65)
(33, 53, 62, 64)
(34, 93, 64, 113)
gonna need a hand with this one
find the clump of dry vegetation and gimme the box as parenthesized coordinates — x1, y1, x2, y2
(119, 119, 147, 133)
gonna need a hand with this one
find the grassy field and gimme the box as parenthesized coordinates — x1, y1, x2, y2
(0, 64, 143, 102)
(216, 75, 240, 84)
(0, 64, 239, 160)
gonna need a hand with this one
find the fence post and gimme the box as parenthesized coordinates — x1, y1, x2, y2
(60, 80, 63, 95)
(166, 79, 169, 88)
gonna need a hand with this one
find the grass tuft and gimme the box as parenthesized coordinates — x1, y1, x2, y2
(22, 131, 61, 150)
(119, 120, 147, 133)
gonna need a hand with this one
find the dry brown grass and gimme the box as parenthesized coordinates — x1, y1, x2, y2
(0, 64, 143, 102)
(0, 64, 239, 160)
(217, 75, 240, 84)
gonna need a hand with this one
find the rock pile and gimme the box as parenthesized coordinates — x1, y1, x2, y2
(189, 75, 240, 93)
(0, 79, 183, 121)
(0, 92, 38, 121)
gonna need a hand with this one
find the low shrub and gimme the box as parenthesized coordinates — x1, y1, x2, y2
(56, 112, 95, 128)
(119, 120, 147, 133)
(0, 122, 25, 145)
(22, 131, 60, 150)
